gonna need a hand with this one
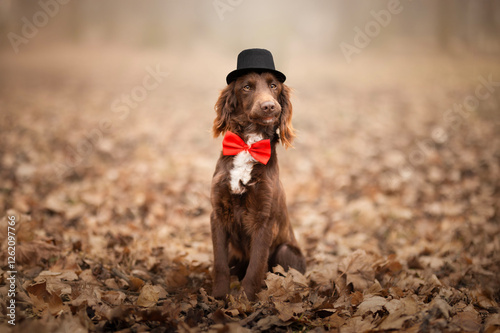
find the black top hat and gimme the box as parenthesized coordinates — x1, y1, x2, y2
(226, 48, 286, 84)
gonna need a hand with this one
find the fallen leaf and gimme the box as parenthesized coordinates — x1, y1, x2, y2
(484, 313, 500, 333)
(137, 284, 160, 307)
(338, 250, 376, 291)
(254, 315, 285, 331)
(101, 290, 126, 306)
(274, 301, 304, 321)
(26, 281, 65, 315)
(355, 295, 388, 315)
(451, 305, 482, 332)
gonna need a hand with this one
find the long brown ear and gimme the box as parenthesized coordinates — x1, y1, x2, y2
(278, 84, 295, 148)
(213, 82, 236, 137)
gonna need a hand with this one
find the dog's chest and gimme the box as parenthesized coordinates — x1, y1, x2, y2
(229, 134, 263, 194)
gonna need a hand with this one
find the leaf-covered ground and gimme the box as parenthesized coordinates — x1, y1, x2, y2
(1, 46, 500, 332)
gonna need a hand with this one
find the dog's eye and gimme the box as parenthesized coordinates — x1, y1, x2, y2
(243, 85, 251, 91)
(270, 84, 277, 89)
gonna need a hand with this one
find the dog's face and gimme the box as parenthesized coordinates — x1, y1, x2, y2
(213, 71, 295, 148)
(234, 72, 282, 127)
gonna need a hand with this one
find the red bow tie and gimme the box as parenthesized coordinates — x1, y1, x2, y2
(222, 131, 271, 165)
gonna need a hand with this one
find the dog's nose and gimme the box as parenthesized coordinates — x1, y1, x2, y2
(261, 101, 275, 112)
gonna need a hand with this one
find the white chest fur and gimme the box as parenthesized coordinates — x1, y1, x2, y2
(229, 134, 263, 194)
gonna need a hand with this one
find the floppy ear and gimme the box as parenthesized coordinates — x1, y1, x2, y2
(213, 82, 236, 137)
(278, 84, 295, 148)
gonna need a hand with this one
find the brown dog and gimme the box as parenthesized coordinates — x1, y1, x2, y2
(210, 52, 306, 300)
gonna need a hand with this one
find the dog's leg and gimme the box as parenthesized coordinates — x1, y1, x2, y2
(241, 225, 273, 300)
(210, 211, 230, 299)
(269, 243, 306, 274)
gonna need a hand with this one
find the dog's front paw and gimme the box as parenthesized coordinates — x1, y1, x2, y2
(241, 279, 259, 302)
(212, 283, 230, 299)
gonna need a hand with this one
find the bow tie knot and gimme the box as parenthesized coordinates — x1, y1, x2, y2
(222, 131, 271, 165)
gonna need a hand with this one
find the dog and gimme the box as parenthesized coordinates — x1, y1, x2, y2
(210, 49, 306, 301)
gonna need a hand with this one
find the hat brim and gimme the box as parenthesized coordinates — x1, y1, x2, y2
(226, 68, 286, 84)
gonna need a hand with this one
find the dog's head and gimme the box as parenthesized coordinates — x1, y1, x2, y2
(213, 72, 295, 148)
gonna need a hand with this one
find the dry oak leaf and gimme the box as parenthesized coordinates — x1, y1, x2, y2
(274, 301, 305, 322)
(16, 241, 59, 265)
(350, 291, 363, 307)
(355, 295, 388, 316)
(227, 294, 253, 314)
(31, 270, 78, 297)
(26, 281, 65, 316)
(254, 315, 286, 331)
(258, 266, 308, 302)
(338, 250, 376, 291)
(129, 276, 146, 292)
(379, 297, 420, 330)
(307, 263, 339, 287)
(101, 290, 127, 306)
(385, 296, 419, 316)
(341, 315, 374, 333)
(323, 313, 345, 329)
(38, 270, 79, 281)
(430, 297, 452, 319)
(208, 322, 251, 333)
(485, 313, 500, 333)
(137, 284, 160, 308)
(472, 288, 499, 309)
(451, 305, 482, 332)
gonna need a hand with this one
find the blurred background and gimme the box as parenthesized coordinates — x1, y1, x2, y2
(1, 0, 499, 180)
(1, 0, 500, 54)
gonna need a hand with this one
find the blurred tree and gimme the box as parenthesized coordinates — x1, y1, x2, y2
(436, 0, 500, 54)
(0, 0, 499, 54)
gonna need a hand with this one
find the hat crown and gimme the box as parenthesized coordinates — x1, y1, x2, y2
(236, 48, 276, 71)
(226, 48, 286, 84)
